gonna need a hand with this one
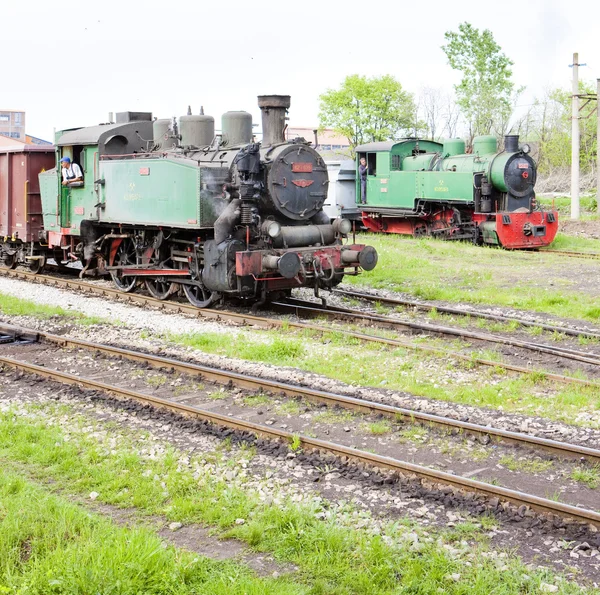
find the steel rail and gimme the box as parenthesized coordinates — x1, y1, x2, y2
(272, 299, 600, 367)
(1, 353, 599, 528)
(333, 289, 600, 342)
(540, 250, 600, 260)
(1, 267, 599, 390)
(2, 322, 600, 465)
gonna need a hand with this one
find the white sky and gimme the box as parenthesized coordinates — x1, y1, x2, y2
(3, 0, 598, 142)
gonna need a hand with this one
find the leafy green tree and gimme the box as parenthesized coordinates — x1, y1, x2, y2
(442, 22, 520, 144)
(318, 75, 418, 151)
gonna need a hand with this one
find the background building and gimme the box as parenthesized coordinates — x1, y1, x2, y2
(0, 110, 26, 141)
(286, 126, 351, 159)
(0, 110, 51, 148)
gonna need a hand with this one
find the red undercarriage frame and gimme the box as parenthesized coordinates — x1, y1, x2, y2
(362, 209, 559, 250)
(108, 238, 369, 290)
(235, 244, 368, 290)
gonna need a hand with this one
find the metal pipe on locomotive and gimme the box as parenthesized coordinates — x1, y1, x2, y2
(1, 95, 378, 306)
(354, 135, 558, 249)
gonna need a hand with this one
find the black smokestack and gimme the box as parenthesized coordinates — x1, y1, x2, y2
(258, 95, 291, 146)
(504, 134, 519, 153)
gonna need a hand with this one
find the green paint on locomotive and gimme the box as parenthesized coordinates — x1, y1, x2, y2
(39, 131, 228, 236)
(98, 157, 226, 229)
(39, 146, 101, 234)
(355, 137, 506, 209)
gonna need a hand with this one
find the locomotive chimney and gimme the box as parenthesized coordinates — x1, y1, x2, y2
(258, 95, 291, 146)
(504, 134, 519, 153)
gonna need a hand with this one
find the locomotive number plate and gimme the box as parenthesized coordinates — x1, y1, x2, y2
(139, 167, 150, 175)
(517, 163, 528, 169)
(292, 162, 313, 173)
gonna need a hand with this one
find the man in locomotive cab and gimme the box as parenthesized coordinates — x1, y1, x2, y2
(359, 157, 368, 204)
(61, 156, 83, 186)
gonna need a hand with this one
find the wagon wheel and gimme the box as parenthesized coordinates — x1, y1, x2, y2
(110, 238, 138, 293)
(29, 258, 45, 275)
(1, 253, 17, 269)
(145, 277, 177, 300)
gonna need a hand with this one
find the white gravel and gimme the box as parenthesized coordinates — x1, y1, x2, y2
(0, 276, 238, 337)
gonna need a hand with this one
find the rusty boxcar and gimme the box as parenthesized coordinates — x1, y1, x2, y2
(0, 146, 55, 270)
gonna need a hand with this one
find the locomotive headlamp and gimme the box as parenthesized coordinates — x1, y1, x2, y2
(521, 143, 531, 154)
(262, 220, 282, 238)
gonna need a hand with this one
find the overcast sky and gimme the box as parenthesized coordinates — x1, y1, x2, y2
(3, 0, 598, 142)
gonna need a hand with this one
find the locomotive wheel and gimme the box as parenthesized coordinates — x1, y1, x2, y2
(145, 277, 177, 300)
(182, 283, 217, 308)
(1, 254, 17, 269)
(110, 238, 137, 293)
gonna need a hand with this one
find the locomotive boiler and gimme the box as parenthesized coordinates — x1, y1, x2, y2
(355, 135, 558, 249)
(15, 95, 377, 307)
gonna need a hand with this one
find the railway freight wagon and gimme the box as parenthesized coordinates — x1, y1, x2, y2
(33, 95, 377, 307)
(0, 146, 55, 270)
(355, 135, 558, 249)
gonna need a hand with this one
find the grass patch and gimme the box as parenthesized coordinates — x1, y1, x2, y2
(167, 325, 600, 428)
(243, 394, 271, 407)
(277, 400, 304, 415)
(0, 402, 593, 595)
(364, 420, 391, 435)
(498, 455, 553, 474)
(570, 466, 599, 489)
(313, 408, 355, 424)
(0, 291, 106, 325)
(346, 233, 600, 322)
(0, 470, 294, 594)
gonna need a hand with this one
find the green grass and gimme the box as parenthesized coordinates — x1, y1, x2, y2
(498, 455, 554, 474)
(537, 195, 598, 222)
(0, 470, 298, 595)
(0, 402, 590, 595)
(364, 420, 391, 435)
(243, 394, 272, 407)
(166, 327, 600, 427)
(313, 408, 355, 424)
(0, 291, 106, 325)
(277, 400, 304, 415)
(346, 233, 600, 322)
(173, 332, 305, 366)
(570, 466, 599, 489)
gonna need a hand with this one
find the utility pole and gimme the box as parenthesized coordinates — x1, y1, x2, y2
(571, 53, 580, 220)
(597, 78, 600, 216)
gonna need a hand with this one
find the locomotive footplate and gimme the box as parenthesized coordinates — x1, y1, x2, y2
(236, 244, 377, 280)
(474, 210, 559, 250)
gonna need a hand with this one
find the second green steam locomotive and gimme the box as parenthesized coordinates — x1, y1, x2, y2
(354, 134, 558, 249)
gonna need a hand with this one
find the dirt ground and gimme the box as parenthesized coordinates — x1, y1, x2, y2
(559, 220, 600, 241)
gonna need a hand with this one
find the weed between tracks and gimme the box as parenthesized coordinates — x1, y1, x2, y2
(0, 400, 590, 595)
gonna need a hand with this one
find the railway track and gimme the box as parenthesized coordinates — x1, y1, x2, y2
(2, 323, 600, 529)
(333, 288, 600, 342)
(1, 267, 600, 391)
(540, 250, 600, 260)
(272, 298, 600, 368)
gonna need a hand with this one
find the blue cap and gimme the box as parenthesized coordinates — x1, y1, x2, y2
(60, 156, 71, 163)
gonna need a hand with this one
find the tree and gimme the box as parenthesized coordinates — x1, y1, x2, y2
(418, 86, 461, 140)
(442, 22, 520, 145)
(318, 75, 417, 151)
